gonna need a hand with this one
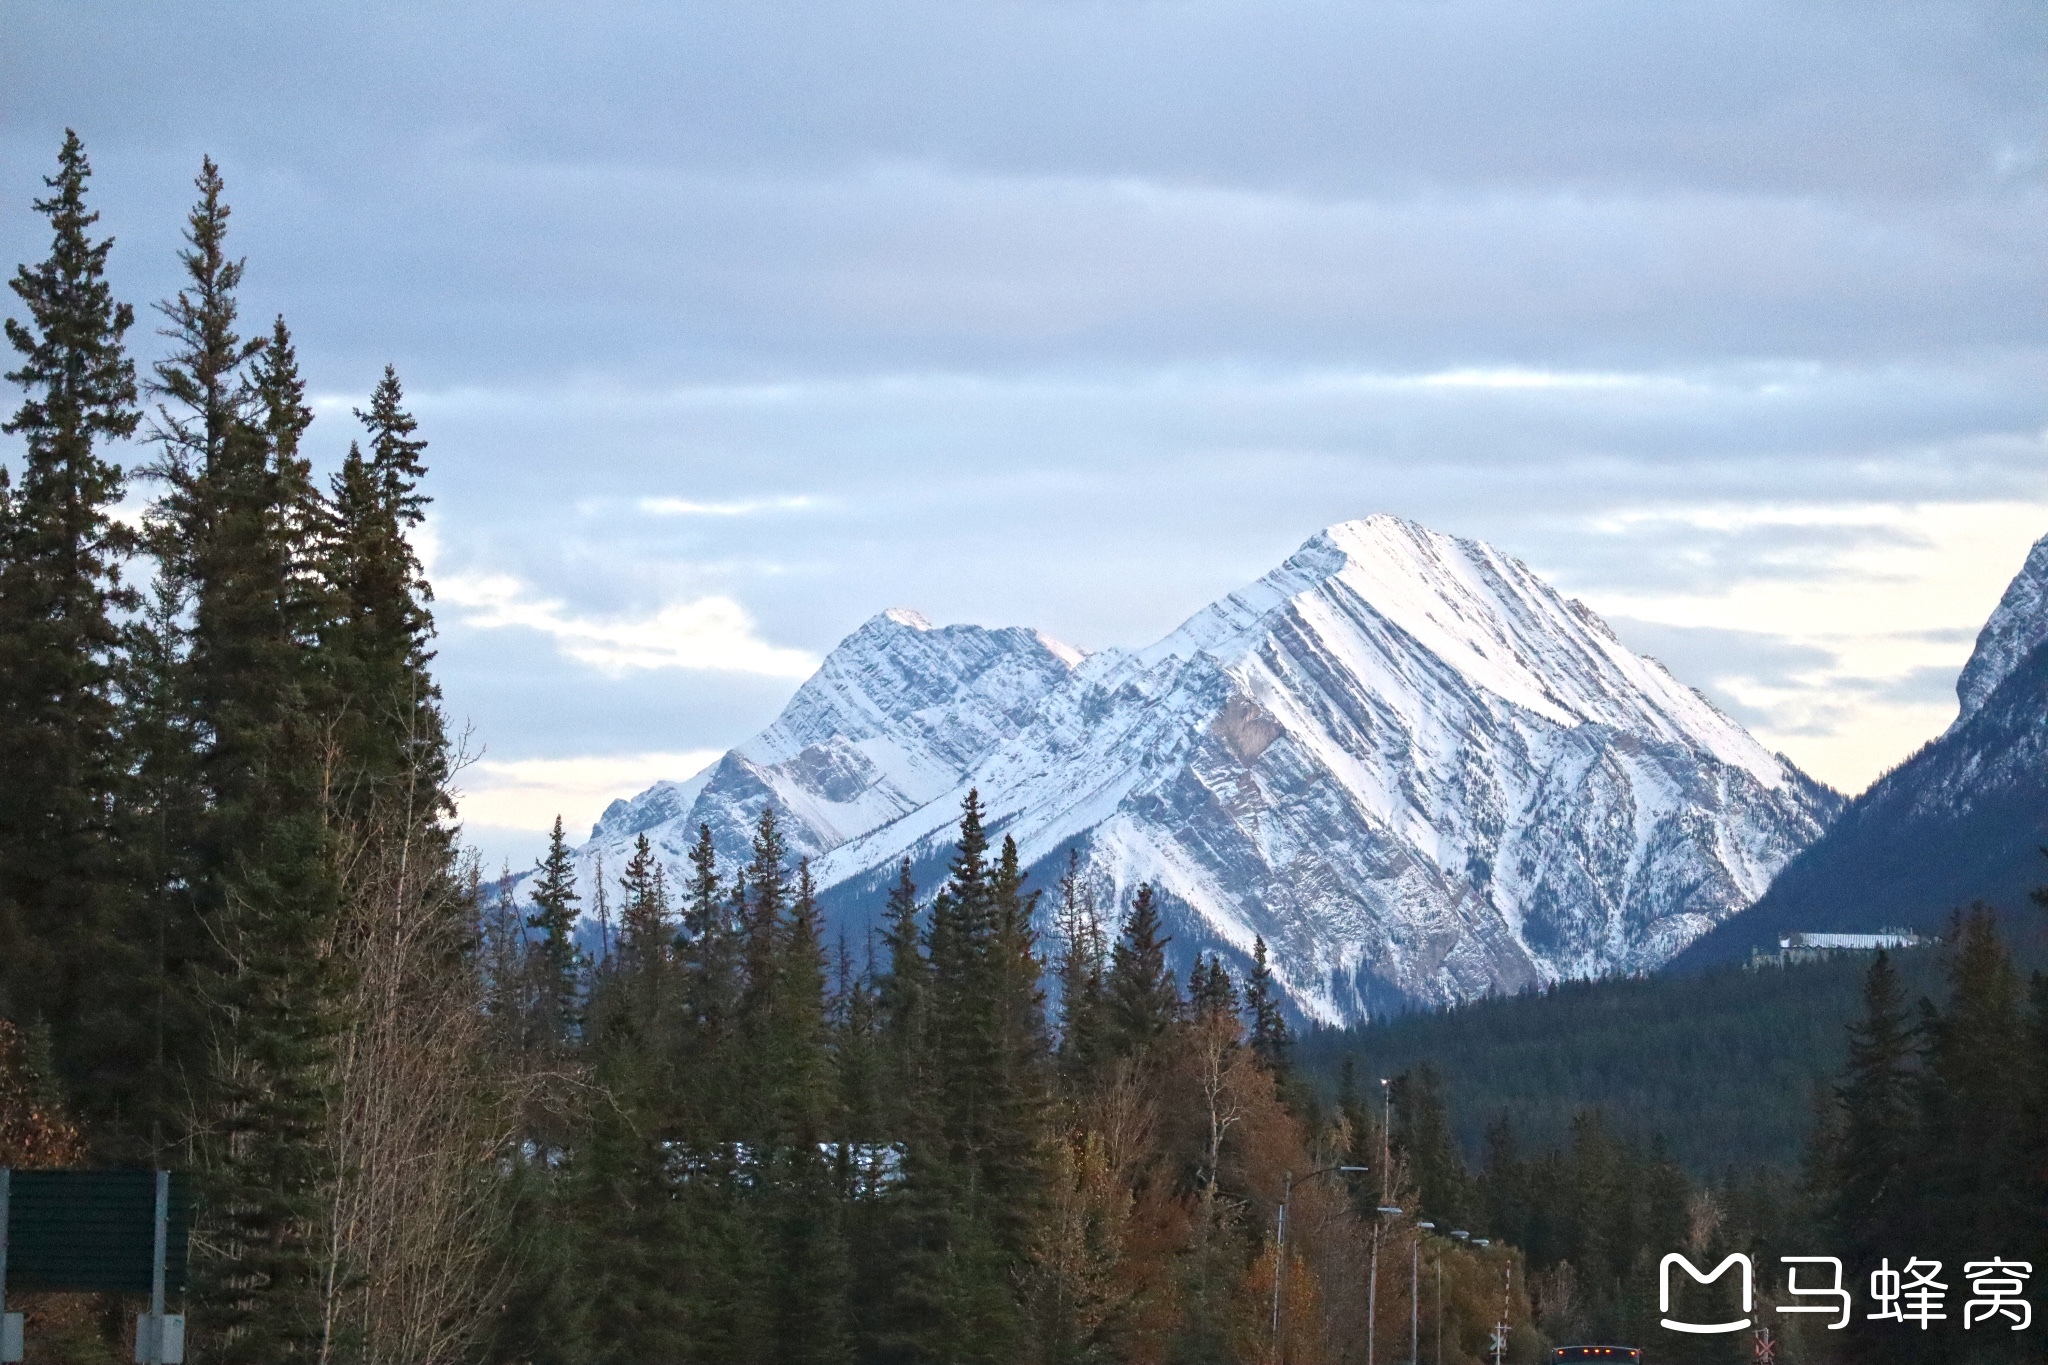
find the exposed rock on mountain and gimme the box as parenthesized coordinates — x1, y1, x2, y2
(548, 515, 1840, 1021)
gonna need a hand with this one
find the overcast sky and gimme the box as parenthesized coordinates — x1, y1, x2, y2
(5, 0, 2044, 870)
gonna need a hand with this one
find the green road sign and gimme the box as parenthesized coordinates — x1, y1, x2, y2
(4, 1171, 189, 1295)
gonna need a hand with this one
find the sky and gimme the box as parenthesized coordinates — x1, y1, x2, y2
(4, 0, 2044, 872)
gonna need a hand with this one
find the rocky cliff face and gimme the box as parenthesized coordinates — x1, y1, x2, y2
(548, 515, 1840, 1021)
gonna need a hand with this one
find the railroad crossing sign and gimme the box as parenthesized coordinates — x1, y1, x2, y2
(1753, 1326, 1776, 1363)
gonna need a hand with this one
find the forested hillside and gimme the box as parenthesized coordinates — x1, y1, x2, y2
(1297, 948, 1953, 1175)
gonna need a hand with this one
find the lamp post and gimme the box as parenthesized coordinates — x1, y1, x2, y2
(1370, 1078, 1391, 1365)
(1414, 1223, 1435, 1365)
(1410, 1233, 1419, 1365)
(1270, 1164, 1369, 1363)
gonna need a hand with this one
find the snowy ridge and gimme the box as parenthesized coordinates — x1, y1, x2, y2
(545, 515, 1839, 1023)
(1953, 529, 2048, 728)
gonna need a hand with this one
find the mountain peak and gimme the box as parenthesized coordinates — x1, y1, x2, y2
(547, 512, 1836, 1022)
(1954, 530, 2048, 726)
(878, 606, 934, 630)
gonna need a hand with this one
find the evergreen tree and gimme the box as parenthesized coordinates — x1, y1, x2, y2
(323, 365, 445, 826)
(0, 129, 143, 1135)
(1051, 849, 1106, 1083)
(526, 816, 583, 1051)
(1244, 934, 1292, 1075)
(882, 793, 1041, 1362)
(145, 158, 338, 1363)
(765, 862, 850, 1365)
(983, 835, 1050, 1271)
(741, 811, 789, 1030)
(1827, 951, 1914, 1268)
(617, 834, 671, 973)
(1913, 908, 2029, 1271)
(1188, 955, 1238, 1023)
(678, 821, 740, 1096)
(1106, 883, 1178, 1056)
(877, 858, 929, 1095)
(1391, 1064, 1470, 1228)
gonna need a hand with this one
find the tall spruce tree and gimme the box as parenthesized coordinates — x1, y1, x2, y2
(1392, 1064, 1471, 1228)
(324, 365, 446, 828)
(0, 130, 143, 1131)
(527, 816, 583, 1053)
(765, 862, 850, 1365)
(1106, 883, 1178, 1056)
(1051, 849, 1106, 1083)
(1244, 934, 1292, 1075)
(145, 158, 337, 1363)
(1828, 950, 1914, 1270)
(882, 792, 1036, 1362)
(1914, 909, 2029, 1268)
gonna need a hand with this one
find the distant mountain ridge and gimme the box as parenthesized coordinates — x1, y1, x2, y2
(1674, 528, 2048, 969)
(545, 515, 1840, 1022)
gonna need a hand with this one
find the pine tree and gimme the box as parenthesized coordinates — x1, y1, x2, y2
(982, 835, 1050, 1274)
(1827, 951, 1914, 1264)
(1052, 849, 1107, 1084)
(678, 821, 740, 1090)
(1244, 934, 1292, 1075)
(324, 365, 445, 827)
(1392, 1064, 1470, 1228)
(1106, 883, 1178, 1056)
(882, 792, 1035, 1363)
(764, 862, 850, 1365)
(526, 816, 583, 1052)
(877, 858, 931, 1126)
(1188, 955, 1238, 1022)
(0, 129, 143, 1135)
(617, 834, 671, 973)
(144, 158, 337, 1363)
(1913, 909, 2028, 1272)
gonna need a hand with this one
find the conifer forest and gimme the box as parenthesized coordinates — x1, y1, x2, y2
(2, 135, 2045, 1365)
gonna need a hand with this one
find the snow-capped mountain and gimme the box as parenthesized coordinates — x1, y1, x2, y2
(547, 515, 1839, 1022)
(1675, 526, 2048, 969)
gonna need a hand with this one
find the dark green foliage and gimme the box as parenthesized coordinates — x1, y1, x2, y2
(324, 365, 447, 828)
(1106, 882, 1178, 1056)
(527, 816, 584, 1052)
(0, 129, 144, 1142)
(1826, 951, 1913, 1274)
(1244, 934, 1290, 1075)
(764, 863, 850, 1365)
(144, 159, 340, 1363)
(1818, 908, 2040, 1364)
(1301, 947, 1951, 1176)
(1051, 849, 1107, 1086)
(1391, 1063, 1471, 1229)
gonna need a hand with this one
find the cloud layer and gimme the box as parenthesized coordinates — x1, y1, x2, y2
(4, 0, 2042, 867)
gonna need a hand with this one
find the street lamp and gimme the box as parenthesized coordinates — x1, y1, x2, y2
(1370, 1079, 1391, 1365)
(1411, 1223, 1445, 1365)
(1270, 1164, 1369, 1362)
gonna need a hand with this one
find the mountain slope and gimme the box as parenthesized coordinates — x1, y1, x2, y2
(1673, 530, 2048, 969)
(542, 515, 1839, 1021)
